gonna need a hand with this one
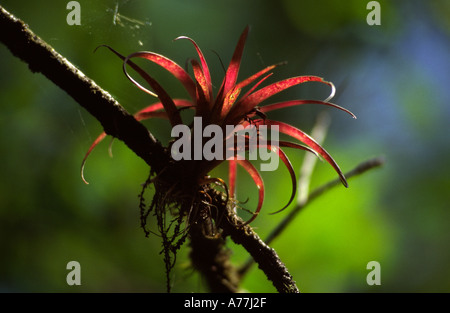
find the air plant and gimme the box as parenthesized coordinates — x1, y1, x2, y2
(81, 26, 355, 291)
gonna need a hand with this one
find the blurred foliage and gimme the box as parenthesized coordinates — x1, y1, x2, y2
(0, 0, 449, 292)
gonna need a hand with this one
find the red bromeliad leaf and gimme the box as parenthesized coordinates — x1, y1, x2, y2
(135, 99, 194, 120)
(114, 49, 197, 101)
(227, 76, 334, 124)
(218, 72, 274, 123)
(81, 99, 194, 184)
(236, 159, 264, 225)
(228, 159, 237, 199)
(175, 36, 213, 105)
(270, 145, 296, 214)
(248, 142, 297, 214)
(219, 86, 242, 121)
(97, 46, 187, 126)
(135, 100, 192, 114)
(233, 73, 273, 113)
(279, 140, 319, 156)
(189, 59, 210, 117)
(218, 59, 284, 122)
(95, 45, 158, 99)
(213, 26, 250, 118)
(260, 99, 356, 119)
(221, 25, 249, 97)
(263, 119, 348, 187)
(123, 52, 183, 127)
(235, 63, 282, 90)
(216, 63, 281, 121)
(232, 135, 320, 214)
(81, 132, 107, 184)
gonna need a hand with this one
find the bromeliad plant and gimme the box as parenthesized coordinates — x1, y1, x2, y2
(81, 26, 355, 291)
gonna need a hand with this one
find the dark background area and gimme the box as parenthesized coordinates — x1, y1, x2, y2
(0, 0, 449, 292)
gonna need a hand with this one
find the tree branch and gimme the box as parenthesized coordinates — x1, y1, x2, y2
(206, 190, 299, 293)
(239, 156, 385, 276)
(267, 156, 385, 245)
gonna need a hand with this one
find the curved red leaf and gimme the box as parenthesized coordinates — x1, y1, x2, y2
(81, 99, 193, 184)
(248, 143, 297, 215)
(107, 47, 197, 101)
(81, 132, 107, 184)
(135, 99, 194, 121)
(270, 146, 296, 214)
(213, 26, 250, 117)
(229, 76, 334, 122)
(123, 52, 183, 126)
(189, 59, 210, 117)
(95, 45, 159, 98)
(265, 120, 348, 187)
(221, 25, 250, 98)
(228, 159, 237, 199)
(260, 99, 356, 119)
(219, 86, 242, 121)
(236, 159, 264, 225)
(220, 73, 273, 123)
(175, 36, 212, 104)
(279, 140, 319, 156)
(235, 63, 282, 90)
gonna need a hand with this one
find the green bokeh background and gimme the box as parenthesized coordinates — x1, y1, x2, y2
(0, 0, 449, 292)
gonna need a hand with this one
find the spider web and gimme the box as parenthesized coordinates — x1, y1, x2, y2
(80, 0, 153, 49)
